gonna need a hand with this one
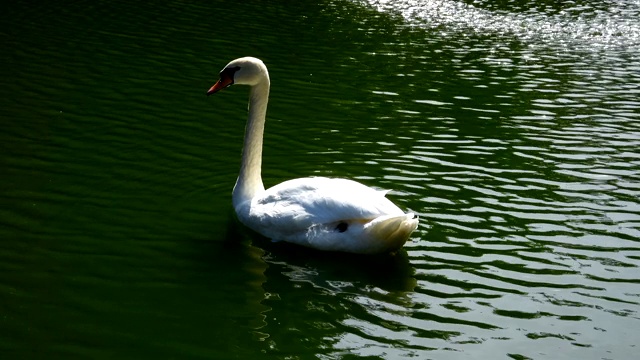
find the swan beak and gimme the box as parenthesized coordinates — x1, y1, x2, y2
(206, 78, 233, 96)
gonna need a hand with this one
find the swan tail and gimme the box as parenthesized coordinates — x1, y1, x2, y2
(363, 213, 419, 254)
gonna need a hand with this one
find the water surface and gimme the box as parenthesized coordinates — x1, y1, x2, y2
(1, 0, 639, 359)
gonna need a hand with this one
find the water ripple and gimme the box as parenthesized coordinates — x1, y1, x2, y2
(326, 1, 640, 356)
(3, 0, 639, 358)
(359, 0, 640, 50)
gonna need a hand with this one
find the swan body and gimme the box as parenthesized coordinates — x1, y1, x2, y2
(208, 57, 418, 254)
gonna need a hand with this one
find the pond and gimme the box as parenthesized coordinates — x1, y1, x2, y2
(1, 0, 639, 359)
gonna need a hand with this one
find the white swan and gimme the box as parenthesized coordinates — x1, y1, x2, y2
(207, 57, 418, 254)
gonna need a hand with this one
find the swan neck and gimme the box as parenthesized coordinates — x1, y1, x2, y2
(233, 80, 269, 208)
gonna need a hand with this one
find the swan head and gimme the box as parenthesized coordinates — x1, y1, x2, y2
(207, 57, 269, 95)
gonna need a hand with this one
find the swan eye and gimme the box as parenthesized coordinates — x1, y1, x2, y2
(335, 222, 348, 233)
(220, 66, 241, 84)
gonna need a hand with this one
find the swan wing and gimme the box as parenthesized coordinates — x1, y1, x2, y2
(238, 177, 404, 239)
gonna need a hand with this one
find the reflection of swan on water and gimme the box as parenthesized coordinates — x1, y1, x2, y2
(253, 244, 418, 355)
(217, 222, 417, 349)
(208, 57, 418, 254)
(265, 246, 418, 293)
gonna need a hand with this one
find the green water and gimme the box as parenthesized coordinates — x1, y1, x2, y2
(2, 0, 639, 359)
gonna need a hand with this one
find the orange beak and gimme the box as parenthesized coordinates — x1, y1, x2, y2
(206, 77, 233, 96)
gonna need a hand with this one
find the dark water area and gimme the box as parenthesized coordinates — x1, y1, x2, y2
(1, 0, 639, 359)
